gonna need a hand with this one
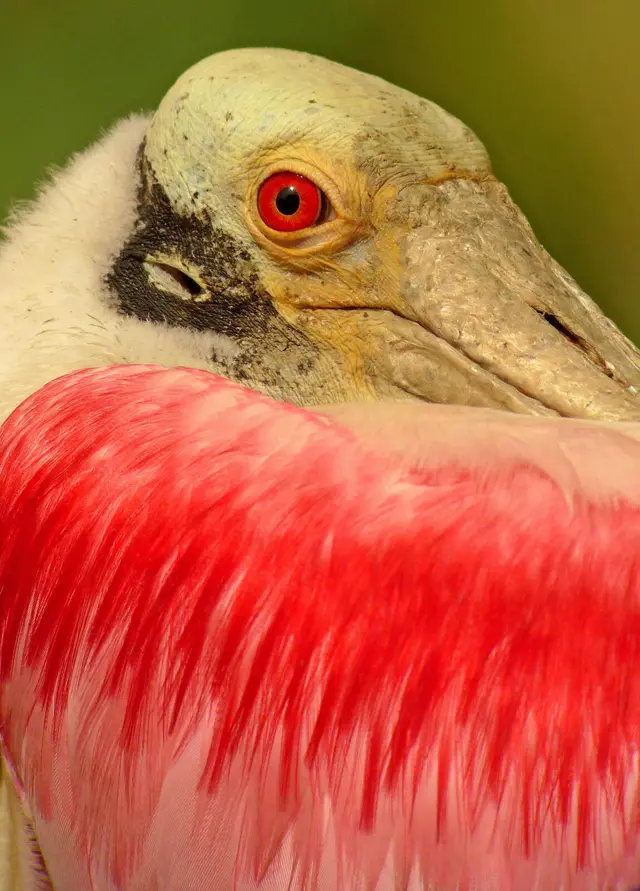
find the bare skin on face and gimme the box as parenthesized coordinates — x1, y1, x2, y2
(107, 48, 640, 420)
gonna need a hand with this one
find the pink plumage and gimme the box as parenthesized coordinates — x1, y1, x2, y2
(1, 365, 640, 890)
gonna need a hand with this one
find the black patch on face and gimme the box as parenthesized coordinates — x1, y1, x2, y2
(105, 144, 318, 390)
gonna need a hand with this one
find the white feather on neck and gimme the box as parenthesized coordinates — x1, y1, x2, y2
(0, 116, 233, 421)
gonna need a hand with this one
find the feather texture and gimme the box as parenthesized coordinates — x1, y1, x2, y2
(0, 366, 640, 890)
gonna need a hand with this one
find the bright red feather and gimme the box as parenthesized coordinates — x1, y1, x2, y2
(0, 365, 639, 890)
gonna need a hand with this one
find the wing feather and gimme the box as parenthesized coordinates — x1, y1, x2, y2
(0, 366, 639, 890)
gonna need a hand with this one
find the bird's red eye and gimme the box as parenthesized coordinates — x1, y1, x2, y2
(257, 172, 323, 232)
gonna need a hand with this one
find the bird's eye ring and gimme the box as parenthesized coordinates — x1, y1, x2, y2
(257, 172, 327, 232)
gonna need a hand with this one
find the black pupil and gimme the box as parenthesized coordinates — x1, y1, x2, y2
(275, 186, 301, 216)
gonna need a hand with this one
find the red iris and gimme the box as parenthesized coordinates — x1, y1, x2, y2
(257, 172, 323, 232)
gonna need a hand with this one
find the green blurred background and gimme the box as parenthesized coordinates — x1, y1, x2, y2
(2, 0, 639, 340)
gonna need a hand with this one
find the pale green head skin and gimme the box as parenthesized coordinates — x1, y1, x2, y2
(107, 48, 640, 419)
(146, 49, 489, 222)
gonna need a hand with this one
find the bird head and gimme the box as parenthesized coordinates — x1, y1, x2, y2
(3, 47, 640, 418)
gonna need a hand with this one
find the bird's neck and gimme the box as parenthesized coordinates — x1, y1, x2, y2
(0, 117, 147, 420)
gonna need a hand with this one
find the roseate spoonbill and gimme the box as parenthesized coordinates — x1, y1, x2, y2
(1, 46, 640, 889)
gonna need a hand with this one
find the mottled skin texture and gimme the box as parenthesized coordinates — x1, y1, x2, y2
(108, 152, 326, 400)
(107, 48, 640, 417)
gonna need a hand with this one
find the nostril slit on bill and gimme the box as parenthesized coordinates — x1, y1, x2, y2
(535, 309, 581, 346)
(534, 308, 631, 389)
